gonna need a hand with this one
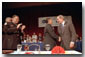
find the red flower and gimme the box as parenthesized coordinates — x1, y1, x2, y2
(51, 46, 65, 54)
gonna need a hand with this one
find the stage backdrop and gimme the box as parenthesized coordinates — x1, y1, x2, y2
(38, 16, 72, 27)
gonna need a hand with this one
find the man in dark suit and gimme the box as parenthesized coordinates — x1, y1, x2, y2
(2, 15, 25, 50)
(44, 18, 59, 50)
(56, 15, 77, 50)
(2, 17, 12, 49)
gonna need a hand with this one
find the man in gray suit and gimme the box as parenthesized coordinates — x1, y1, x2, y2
(44, 18, 59, 50)
(56, 15, 77, 50)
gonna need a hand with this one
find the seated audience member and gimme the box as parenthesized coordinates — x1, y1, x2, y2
(21, 39, 24, 43)
(80, 37, 82, 52)
(38, 33, 43, 43)
(75, 34, 82, 52)
(32, 33, 38, 43)
(29, 36, 32, 43)
(26, 34, 32, 43)
(23, 35, 27, 43)
(21, 34, 26, 43)
(26, 34, 29, 43)
(76, 34, 81, 40)
(79, 37, 81, 41)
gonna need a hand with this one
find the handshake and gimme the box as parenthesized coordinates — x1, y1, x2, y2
(17, 23, 26, 31)
(57, 36, 74, 49)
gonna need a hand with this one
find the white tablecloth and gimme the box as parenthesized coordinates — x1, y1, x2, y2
(10, 50, 82, 54)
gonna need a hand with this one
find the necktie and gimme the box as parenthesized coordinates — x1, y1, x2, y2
(61, 24, 64, 33)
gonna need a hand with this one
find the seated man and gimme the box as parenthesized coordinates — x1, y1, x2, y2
(26, 34, 32, 43)
(38, 33, 43, 43)
(75, 37, 82, 52)
(32, 33, 38, 43)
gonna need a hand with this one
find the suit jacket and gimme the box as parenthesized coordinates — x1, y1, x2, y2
(44, 24, 58, 50)
(58, 20, 77, 50)
(2, 22, 22, 50)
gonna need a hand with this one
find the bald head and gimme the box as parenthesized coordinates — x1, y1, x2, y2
(46, 18, 53, 25)
(5, 17, 12, 22)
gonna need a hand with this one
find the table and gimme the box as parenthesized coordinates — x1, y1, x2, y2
(10, 50, 82, 54)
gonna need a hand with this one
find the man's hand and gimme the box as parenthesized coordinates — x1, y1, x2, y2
(17, 23, 22, 29)
(69, 42, 74, 49)
(21, 25, 26, 31)
(58, 36, 61, 42)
